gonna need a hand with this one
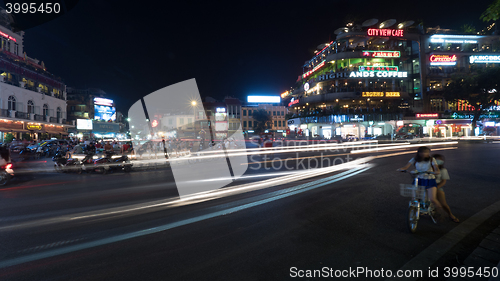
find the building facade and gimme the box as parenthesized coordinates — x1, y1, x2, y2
(0, 23, 70, 141)
(284, 19, 500, 139)
(241, 104, 287, 134)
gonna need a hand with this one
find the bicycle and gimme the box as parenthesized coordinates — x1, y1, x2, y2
(398, 170, 438, 233)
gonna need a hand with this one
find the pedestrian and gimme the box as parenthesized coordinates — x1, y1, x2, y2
(398, 146, 446, 221)
(433, 154, 459, 223)
(104, 141, 113, 152)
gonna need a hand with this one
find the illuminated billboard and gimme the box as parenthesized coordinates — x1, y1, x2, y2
(247, 95, 281, 103)
(94, 105, 116, 121)
(93, 97, 114, 106)
(77, 119, 93, 130)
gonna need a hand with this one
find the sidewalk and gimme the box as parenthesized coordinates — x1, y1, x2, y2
(448, 226, 500, 281)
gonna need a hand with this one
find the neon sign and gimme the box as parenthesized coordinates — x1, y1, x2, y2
(281, 91, 289, 98)
(302, 60, 325, 79)
(359, 66, 398, 72)
(288, 98, 299, 107)
(362, 51, 400, 58)
(362, 92, 400, 97)
(367, 29, 404, 37)
(469, 55, 500, 64)
(416, 113, 439, 118)
(151, 120, 158, 128)
(385, 92, 400, 97)
(216, 107, 226, 113)
(430, 35, 479, 44)
(362, 92, 384, 97)
(429, 54, 457, 66)
(349, 71, 407, 78)
(0, 31, 16, 42)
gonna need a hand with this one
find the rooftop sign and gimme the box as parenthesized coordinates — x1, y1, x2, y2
(367, 28, 404, 37)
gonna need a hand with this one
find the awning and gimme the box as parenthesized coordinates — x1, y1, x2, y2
(45, 131, 65, 134)
(0, 128, 29, 132)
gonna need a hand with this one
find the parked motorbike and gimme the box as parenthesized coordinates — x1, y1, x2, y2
(78, 152, 95, 173)
(52, 152, 82, 173)
(93, 151, 132, 174)
(0, 162, 14, 186)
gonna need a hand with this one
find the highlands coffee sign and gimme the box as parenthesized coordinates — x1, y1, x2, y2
(317, 71, 408, 81)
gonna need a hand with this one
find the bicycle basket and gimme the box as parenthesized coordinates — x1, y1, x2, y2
(400, 184, 426, 200)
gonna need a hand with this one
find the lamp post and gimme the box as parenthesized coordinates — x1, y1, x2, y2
(191, 100, 197, 134)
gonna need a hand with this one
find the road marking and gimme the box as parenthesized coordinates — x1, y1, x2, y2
(387, 199, 500, 281)
(0, 165, 371, 269)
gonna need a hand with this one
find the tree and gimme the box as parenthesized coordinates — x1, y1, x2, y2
(444, 67, 500, 135)
(4, 133, 14, 143)
(252, 109, 272, 134)
(460, 24, 476, 34)
(481, 0, 500, 23)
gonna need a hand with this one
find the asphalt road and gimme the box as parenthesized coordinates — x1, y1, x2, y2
(0, 141, 499, 280)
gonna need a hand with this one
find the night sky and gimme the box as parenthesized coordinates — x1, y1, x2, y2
(16, 0, 495, 113)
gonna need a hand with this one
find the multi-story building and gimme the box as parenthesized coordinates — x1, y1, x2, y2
(66, 87, 107, 122)
(240, 104, 287, 134)
(285, 19, 500, 139)
(0, 22, 70, 141)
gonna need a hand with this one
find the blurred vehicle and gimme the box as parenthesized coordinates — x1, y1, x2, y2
(52, 151, 82, 173)
(93, 151, 132, 174)
(344, 134, 358, 142)
(0, 146, 13, 186)
(37, 140, 70, 157)
(19, 146, 42, 160)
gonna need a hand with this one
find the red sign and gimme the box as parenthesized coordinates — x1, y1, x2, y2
(367, 29, 404, 37)
(362, 51, 400, 58)
(151, 120, 159, 128)
(429, 54, 457, 63)
(302, 61, 325, 79)
(359, 66, 398, 72)
(0, 31, 16, 42)
(416, 113, 439, 118)
(288, 99, 299, 107)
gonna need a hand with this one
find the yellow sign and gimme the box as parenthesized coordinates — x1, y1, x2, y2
(385, 92, 400, 97)
(26, 124, 42, 130)
(362, 92, 400, 97)
(362, 92, 384, 97)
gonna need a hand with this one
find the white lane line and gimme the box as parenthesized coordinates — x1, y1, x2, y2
(386, 199, 500, 281)
(0, 165, 371, 269)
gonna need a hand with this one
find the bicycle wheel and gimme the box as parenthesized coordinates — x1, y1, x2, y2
(407, 206, 419, 233)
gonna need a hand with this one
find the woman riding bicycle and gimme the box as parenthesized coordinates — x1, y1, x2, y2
(398, 146, 446, 220)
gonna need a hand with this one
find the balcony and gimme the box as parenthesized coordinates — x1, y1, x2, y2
(15, 111, 29, 120)
(49, 117, 57, 123)
(34, 114, 44, 121)
(0, 109, 9, 118)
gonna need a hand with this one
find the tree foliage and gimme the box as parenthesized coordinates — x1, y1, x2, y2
(252, 109, 272, 134)
(481, 0, 500, 22)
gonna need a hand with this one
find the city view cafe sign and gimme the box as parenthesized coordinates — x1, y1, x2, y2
(317, 71, 408, 81)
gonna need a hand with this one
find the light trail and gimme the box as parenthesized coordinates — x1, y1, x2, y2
(0, 157, 373, 232)
(349, 141, 458, 154)
(0, 165, 372, 270)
